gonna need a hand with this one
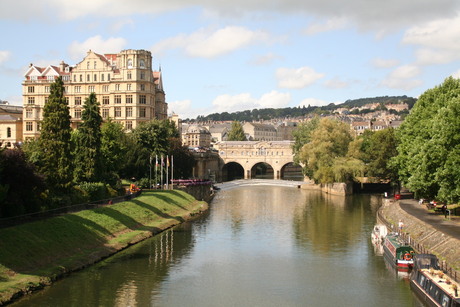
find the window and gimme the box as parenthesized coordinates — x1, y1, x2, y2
(47, 75, 54, 81)
(140, 71, 145, 79)
(65, 97, 69, 104)
(125, 121, 133, 130)
(94, 74, 97, 81)
(140, 84, 145, 91)
(101, 74, 104, 81)
(127, 71, 132, 79)
(103, 85, 109, 92)
(64, 86, 68, 93)
(107, 74, 110, 81)
(26, 109, 32, 118)
(115, 107, 121, 117)
(80, 74, 83, 82)
(114, 95, 121, 104)
(94, 61, 96, 69)
(27, 97, 35, 104)
(102, 96, 110, 105)
(126, 107, 133, 117)
(115, 84, 121, 91)
(26, 122, 33, 131)
(88, 86, 95, 93)
(126, 95, 133, 104)
(140, 59, 145, 68)
(75, 97, 82, 105)
(127, 84, 132, 91)
(45, 86, 50, 93)
(73, 75, 76, 82)
(28, 86, 34, 93)
(74, 109, 82, 119)
(87, 74, 90, 82)
(139, 107, 146, 117)
(87, 61, 90, 69)
(127, 59, 133, 68)
(6, 127, 11, 138)
(102, 108, 109, 118)
(75, 86, 81, 93)
(139, 95, 146, 104)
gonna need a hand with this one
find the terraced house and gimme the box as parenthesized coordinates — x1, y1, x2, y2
(22, 49, 167, 140)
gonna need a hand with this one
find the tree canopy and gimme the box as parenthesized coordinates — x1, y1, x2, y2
(227, 121, 246, 141)
(393, 77, 460, 202)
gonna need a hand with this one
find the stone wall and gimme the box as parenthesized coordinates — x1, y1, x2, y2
(300, 182, 352, 196)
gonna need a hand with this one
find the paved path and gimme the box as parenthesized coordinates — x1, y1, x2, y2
(399, 198, 460, 240)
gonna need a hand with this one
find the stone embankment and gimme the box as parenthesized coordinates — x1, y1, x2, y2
(300, 182, 352, 196)
(378, 198, 460, 273)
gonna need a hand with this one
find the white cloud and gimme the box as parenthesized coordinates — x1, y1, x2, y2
(371, 57, 400, 69)
(452, 70, 460, 79)
(299, 98, 338, 107)
(276, 66, 324, 89)
(403, 15, 460, 65)
(249, 53, 283, 66)
(211, 91, 291, 114)
(67, 36, 127, 61)
(381, 64, 423, 90)
(324, 77, 349, 89)
(304, 17, 348, 35)
(0, 51, 11, 65)
(151, 26, 268, 58)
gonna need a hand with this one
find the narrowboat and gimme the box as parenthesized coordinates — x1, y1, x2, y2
(410, 254, 460, 307)
(382, 233, 415, 270)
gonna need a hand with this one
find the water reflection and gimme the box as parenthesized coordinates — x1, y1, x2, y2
(12, 186, 420, 307)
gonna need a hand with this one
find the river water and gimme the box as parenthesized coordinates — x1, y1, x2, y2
(12, 185, 422, 306)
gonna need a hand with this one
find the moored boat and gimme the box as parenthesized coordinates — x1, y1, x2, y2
(410, 254, 460, 307)
(382, 233, 415, 270)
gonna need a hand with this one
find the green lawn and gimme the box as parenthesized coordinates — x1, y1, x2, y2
(0, 190, 207, 304)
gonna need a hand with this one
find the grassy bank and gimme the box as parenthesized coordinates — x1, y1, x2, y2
(0, 190, 207, 305)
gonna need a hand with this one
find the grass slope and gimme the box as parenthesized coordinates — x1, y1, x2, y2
(0, 190, 207, 304)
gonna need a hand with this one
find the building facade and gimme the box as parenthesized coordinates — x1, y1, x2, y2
(182, 125, 212, 148)
(0, 104, 23, 148)
(22, 49, 167, 140)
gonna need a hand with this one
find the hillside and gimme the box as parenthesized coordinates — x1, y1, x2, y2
(186, 95, 416, 123)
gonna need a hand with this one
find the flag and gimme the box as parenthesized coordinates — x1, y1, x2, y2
(155, 155, 159, 167)
(166, 156, 170, 167)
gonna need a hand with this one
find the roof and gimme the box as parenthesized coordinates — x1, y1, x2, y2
(0, 115, 20, 121)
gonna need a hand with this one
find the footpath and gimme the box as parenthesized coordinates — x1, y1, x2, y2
(379, 198, 460, 275)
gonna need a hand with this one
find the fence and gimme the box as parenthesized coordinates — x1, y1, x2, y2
(377, 207, 460, 283)
(0, 191, 142, 229)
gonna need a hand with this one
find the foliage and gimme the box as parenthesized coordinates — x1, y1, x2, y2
(292, 117, 320, 164)
(73, 93, 104, 183)
(100, 119, 127, 185)
(393, 77, 460, 202)
(76, 182, 116, 202)
(37, 76, 73, 193)
(0, 149, 45, 218)
(365, 128, 398, 181)
(298, 118, 353, 183)
(227, 121, 247, 141)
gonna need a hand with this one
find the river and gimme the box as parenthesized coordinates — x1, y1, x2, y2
(12, 184, 422, 306)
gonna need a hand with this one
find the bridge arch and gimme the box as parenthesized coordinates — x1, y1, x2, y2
(250, 162, 274, 179)
(280, 162, 303, 181)
(222, 161, 244, 181)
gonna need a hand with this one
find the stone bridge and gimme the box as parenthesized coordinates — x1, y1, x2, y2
(212, 141, 301, 180)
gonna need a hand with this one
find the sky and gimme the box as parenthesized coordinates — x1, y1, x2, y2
(1, 1, 460, 119)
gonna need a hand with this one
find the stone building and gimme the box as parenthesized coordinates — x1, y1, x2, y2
(243, 122, 280, 141)
(0, 104, 23, 148)
(182, 125, 212, 148)
(22, 49, 167, 140)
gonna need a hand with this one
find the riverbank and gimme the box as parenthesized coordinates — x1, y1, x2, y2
(0, 190, 208, 305)
(379, 198, 460, 272)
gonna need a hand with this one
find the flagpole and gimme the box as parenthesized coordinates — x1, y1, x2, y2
(149, 154, 152, 189)
(155, 155, 158, 189)
(166, 155, 169, 190)
(171, 155, 174, 190)
(160, 155, 163, 189)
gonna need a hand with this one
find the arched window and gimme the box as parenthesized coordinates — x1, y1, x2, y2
(127, 59, 133, 68)
(140, 59, 145, 68)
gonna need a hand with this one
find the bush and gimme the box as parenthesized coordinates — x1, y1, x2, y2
(76, 182, 109, 202)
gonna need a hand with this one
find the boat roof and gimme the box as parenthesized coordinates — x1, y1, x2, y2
(413, 254, 440, 270)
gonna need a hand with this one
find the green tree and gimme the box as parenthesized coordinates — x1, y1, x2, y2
(298, 118, 353, 183)
(37, 76, 73, 193)
(393, 77, 460, 201)
(73, 93, 103, 183)
(227, 121, 246, 141)
(292, 117, 320, 164)
(366, 128, 398, 181)
(101, 119, 127, 184)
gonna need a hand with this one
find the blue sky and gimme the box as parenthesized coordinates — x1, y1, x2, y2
(1, 0, 460, 119)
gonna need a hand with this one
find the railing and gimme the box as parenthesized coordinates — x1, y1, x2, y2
(377, 206, 460, 283)
(0, 191, 142, 229)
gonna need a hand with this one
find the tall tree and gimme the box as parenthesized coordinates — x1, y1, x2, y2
(227, 121, 246, 141)
(393, 77, 460, 201)
(298, 118, 353, 183)
(101, 119, 127, 184)
(292, 116, 320, 164)
(73, 93, 103, 183)
(37, 76, 73, 192)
